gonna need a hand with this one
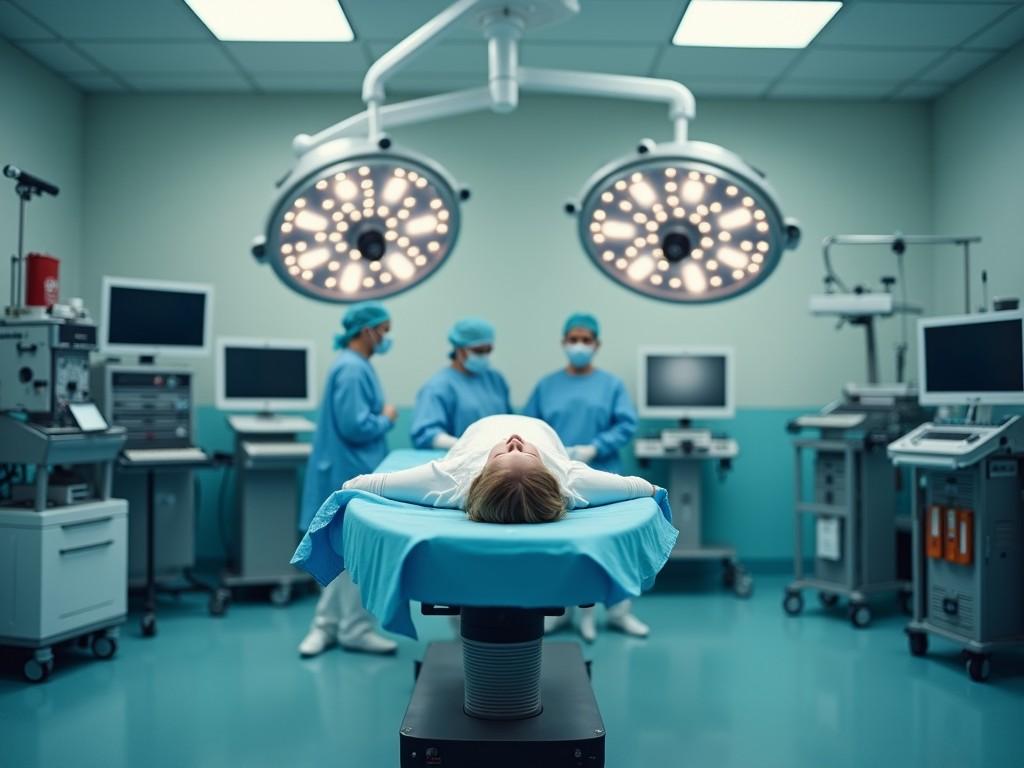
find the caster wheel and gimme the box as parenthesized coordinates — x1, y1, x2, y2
(23, 658, 51, 683)
(966, 653, 991, 683)
(734, 573, 753, 598)
(783, 591, 803, 616)
(907, 630, 928, 657)
(269, 584, 292, 606)
(141, 613, 157, 637)
(849, 604, 872, 629)
(209, 588, 230, 617)
(898, 590, 913, 616)
(92, 635, 118, 660)
(818, 592, 839, 608)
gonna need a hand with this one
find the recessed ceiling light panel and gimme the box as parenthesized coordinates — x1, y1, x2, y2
(673, 1, 842, 49)
(185, 0, 355, 42)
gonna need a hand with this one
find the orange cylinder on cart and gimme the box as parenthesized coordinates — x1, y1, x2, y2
(944, 506, 959, 562)
(25, 253, 59, 307)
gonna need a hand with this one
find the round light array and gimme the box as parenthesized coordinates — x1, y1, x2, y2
(577, 154, 796, 303)
(267, 157, 460, 302)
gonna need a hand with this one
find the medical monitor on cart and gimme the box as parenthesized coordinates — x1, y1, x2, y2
(918, 312, 1024, 407)
(638, 346, 735, 421)
(216, 337, 315, 413)
(100, 276, 213, 358)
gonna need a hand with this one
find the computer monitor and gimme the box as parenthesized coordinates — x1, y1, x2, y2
(918, 311, 1024, 406)
(638, 346, 735, 420)
(100, 276, 213, 357)
(216, 338, 315, 412)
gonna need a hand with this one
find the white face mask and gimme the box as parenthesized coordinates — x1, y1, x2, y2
(564, 343, 596, 368)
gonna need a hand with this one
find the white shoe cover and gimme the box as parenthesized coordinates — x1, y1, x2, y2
(298, 627, 337, 657)
(340, 631, 398, 655)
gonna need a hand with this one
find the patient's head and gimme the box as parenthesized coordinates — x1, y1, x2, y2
(465, 435, 565, 524)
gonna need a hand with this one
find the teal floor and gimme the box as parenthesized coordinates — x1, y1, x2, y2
(2, 575, 1022, 767)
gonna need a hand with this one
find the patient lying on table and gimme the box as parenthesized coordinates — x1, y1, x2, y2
(344, 414, 655, 524)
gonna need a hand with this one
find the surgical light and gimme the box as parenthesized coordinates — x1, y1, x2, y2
(570, 141, 800, 303)
(254, 138, 464, 302)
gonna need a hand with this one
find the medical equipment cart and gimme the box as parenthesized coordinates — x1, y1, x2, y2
(634, 429, 751, 596)
(783, 385, 925, 627)
(889, 416, 1024, 682)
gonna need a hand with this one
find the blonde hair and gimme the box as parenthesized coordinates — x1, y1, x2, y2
(466, 462, 566, 524)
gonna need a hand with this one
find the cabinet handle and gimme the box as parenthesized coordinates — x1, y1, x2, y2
(61, 517, 112, 531)
(60, 540, 114, 555)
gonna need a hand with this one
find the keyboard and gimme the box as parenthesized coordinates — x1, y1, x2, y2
(241, 441, 312, 459)
(795, 413, 866, 430)
(122, 447, 209, 464)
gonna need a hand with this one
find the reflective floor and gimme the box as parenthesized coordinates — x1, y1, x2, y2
(2, 575, 1022, 767)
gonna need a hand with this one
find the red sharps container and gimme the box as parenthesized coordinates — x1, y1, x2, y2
(25, 253, 60, 308)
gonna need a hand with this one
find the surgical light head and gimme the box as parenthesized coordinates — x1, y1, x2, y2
(570, 141, 800, 303)
(255, 138, 463, 303)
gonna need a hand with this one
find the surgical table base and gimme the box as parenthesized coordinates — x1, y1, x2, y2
(400, 641, 605, 767)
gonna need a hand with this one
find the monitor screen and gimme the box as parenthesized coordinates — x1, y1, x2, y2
(645, 354, 728, 409)
(923, 318, 1024, 394)
(223, 347, 309, 401)
(105, 282, 208, 351)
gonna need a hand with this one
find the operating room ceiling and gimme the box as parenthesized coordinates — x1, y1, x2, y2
(1, 0, 1023, 100)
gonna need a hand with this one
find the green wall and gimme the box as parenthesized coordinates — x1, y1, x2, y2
(932, 40, 1024, 315)
(0, 40, 84, 304)
(80, 94, 934, 409)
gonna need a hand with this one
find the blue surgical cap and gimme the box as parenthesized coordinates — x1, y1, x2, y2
(563, 312, 600, 338)
(448, 317, 495, 349)
(334, 301, 390, 349)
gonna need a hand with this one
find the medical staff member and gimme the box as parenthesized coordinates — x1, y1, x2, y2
(524, 312, 649, 641)
(298, 302, 399, 657)
(410, 317, 511, 449)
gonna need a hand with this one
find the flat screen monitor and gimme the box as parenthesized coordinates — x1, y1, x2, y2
(918, 311, 1024, 406)
(101, 276, 213, 357)
(638, 346, 735, 419)
(216, 337, 315, 412)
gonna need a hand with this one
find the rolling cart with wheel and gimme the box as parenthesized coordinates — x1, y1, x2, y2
(784, 388, 922, 628)
(890, 416, 1024, 683)
(635, 431, 752, 597)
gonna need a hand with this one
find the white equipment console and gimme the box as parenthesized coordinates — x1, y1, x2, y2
(888, 417, 1022, 469)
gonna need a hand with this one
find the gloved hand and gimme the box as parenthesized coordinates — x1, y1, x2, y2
(568, 444, 598, 463)
(432, 432, 458, 450)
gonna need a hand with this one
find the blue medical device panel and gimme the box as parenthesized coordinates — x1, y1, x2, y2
(924, 319, 1024, 393)
(646, 354, 726, 407)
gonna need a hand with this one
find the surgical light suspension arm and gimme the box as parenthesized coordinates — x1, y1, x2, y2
(517, 67, 695, 142)
(361, 0, 484, 140)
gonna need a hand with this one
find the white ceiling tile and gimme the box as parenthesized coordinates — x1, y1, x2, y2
(0, 0, 56, 39)
(530, 2, 682, 43)
(225, 42, 367, 74)
(346, 0, 480, 42)
(787, 48, 943, 81)
(657, 47, 801, 80)
(771, 80, 899, 99)
(78, 41, 236, 75)
(66, 72, 125, 91)
(14, 40, 99, 72)
(13, 0, 211, 40)
(893, 81, 947, 100)
(685, 78, 773, 98)
(962, 5, 1024, 49)
(815, 2, 1009, 48)
(519, 42, 658, 76)
(919, 49, 999, 83)
(122, 72, 254, 91)
(368, 40, 488, 74)
(253, 72, 363, 92)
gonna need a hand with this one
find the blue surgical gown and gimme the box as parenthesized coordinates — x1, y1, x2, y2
(523, 369, 637, 473)
(410, 366, 511, 448)
(300, 349, 393, 531)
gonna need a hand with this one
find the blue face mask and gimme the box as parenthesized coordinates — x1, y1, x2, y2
(375, 336, 393, 355)
(564, 343, 595, 368)
(464, 352, 490, 374)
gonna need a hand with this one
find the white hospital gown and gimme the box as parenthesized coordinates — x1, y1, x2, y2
(343, 414, 654, 510)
